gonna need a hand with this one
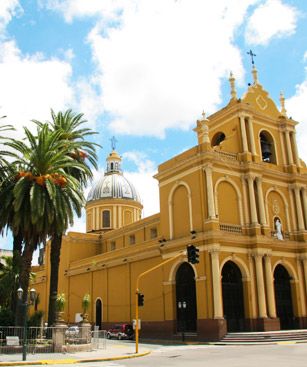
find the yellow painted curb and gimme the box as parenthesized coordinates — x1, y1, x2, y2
(0, 351, 151, 366)
(77, 350, 151, 363)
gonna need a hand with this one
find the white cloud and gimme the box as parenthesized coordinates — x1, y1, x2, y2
(0, 0, 22, 34)
(0, 40, 74, 133)
(45, 0, 262, 138)
(245, 0, 298, 45)
(88, 0, 259, 137)
(74, 78, 104, 130)
(44, 0, 131, 23)
(123, 151, 159, 217)
(286, 65, 307, 163)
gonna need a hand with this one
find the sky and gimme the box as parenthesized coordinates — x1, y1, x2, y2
(1, 0, 307, 253)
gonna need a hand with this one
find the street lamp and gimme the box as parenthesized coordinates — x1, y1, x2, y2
(17, 287, 36, 361)
(178, 300, 187, 342)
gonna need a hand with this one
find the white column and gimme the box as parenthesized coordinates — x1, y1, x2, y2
(247, 117, 256, 156)
(294, 186, 305, 230)
(254, 254, 267, 318)
(291, 132, 301, 167)
(241, 176, 250, 224)
(264, 255, 276, 318)
(204, 166, 216, 219)
(209, 247, 223, 318)
(247, 175, 258, 224)
(301, 187, 307, 229)
(285, 131, 294, 165)
(302, 258, 307, 309)
(240, 116, 248, 153)
(255, 177, 267, 225)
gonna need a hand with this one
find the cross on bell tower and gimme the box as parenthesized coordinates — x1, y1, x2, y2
(110, 136, 118, 151)
(247, 49, 256, 65)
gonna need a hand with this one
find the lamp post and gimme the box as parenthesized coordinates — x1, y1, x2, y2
(17, 287, 36, 361)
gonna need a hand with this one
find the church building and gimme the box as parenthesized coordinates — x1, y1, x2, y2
(33, 66, 307, 341)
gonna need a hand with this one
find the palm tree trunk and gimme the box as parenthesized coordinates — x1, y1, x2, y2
(12, 232, 23, 317)
(48, 233, 62, 326)
(16, 242, 35, 326)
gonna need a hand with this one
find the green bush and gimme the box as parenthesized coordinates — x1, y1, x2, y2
(27, 310, 44, 327)
(0, 307, 14, 326)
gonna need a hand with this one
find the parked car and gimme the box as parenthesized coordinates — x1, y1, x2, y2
(106, 324, 134, 340)
(65, 326, 80, 337)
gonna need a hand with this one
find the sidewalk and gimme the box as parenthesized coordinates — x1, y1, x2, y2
(0, 341, 151, 366)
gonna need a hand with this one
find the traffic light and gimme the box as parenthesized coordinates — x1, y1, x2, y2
(187, 245, 200, 264)
(138, 293, 144, 307)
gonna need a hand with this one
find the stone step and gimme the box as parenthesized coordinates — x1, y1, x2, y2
(221, 329, 307, 343)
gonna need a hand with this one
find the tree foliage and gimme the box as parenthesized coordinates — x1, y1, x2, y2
(0, 112, 99, 325)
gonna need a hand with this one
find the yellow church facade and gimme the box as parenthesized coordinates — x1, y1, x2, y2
(33, 67, 307, 341)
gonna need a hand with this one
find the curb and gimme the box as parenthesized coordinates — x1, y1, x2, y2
(208, 340, 307, 346)
(0, 351, 151, 366)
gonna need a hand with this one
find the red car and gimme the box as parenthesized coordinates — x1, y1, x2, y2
(106, 324, 134, 340)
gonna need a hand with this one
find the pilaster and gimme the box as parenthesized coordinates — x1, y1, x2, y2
(252, 251, 267, 318)
(208, 244, 223, 319)
(264, 254, 276, 318)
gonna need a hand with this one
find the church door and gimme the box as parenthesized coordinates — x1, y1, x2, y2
(95, 299, 102, 329)
(274, 265, 295, 330)
(222, 261, 245, 332)
(176, 262, 197, 332)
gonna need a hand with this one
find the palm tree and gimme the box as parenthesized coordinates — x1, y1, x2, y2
(1, 123, 86, 325)
(34, 109, 99, 325)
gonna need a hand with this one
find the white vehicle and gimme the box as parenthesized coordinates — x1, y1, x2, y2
(65, 326, 80, 337)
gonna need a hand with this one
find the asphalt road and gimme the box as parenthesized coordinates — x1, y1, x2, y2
(21, 342, 307, 367)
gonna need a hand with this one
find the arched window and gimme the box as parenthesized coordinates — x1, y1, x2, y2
(110, 162, 114, 170)
(212, 132, 225, 147)
(260, 131, 276, 163)
(102, 210, 110, 228)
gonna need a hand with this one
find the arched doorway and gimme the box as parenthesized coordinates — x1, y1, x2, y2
(222, 261, 245, 332)
(95, 299, 102, 329)
(176, 262, 197, 332)
(274, 264, 295, 330)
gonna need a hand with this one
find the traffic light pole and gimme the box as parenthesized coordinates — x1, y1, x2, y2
(135, 251, 184, 354)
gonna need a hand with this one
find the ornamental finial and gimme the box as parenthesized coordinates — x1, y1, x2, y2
(229, 71, 237, 99)
(279, 91, 287, 117)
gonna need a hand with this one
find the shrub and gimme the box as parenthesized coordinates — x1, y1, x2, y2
(82, 293, 90, 314)
(56, 293, 65, 312)
(0, 307, 14, 326)
(28, 310, 44, 327)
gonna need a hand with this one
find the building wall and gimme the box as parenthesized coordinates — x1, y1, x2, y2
(32, 72, 307, 341)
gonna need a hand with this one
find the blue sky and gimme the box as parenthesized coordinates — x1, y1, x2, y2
(1, 0, 307, 251)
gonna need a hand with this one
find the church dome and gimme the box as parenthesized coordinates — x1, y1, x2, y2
(87, 150, 141, 204)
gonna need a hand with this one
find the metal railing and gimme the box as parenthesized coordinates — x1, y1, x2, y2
(0, 326, 54, 354)
(91, 329, 107, 350)
(0, 326, 107, 354)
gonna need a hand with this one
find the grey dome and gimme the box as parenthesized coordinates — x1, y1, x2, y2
(87, 172, 141, 203)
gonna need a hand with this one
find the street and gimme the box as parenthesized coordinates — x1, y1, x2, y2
(16, 341, 307, 367)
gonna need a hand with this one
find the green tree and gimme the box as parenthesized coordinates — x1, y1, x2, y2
(0, 123, 86, 325)
(0, 256, 18, 308)
(34, 109, 99, 326)
(0, 118, 22, 316)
